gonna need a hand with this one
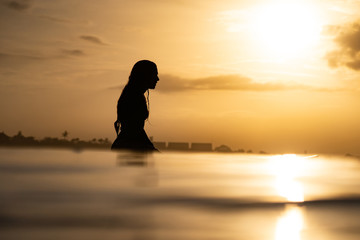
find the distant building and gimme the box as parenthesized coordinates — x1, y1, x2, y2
(214, 145, 232, 152)
(167, 142, 189, 151)
(190, 143, 212, 152)
(153, 141, 167, 150)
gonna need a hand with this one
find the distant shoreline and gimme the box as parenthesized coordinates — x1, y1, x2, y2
(1, 131, 359, 157)
(0, 131, 111, 151)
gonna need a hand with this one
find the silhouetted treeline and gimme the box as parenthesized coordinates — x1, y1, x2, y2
(0, 131, 111, 150)
(0, 131, 269, 154)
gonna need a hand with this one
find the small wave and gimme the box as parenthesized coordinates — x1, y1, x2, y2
(0, 214, 153, 229)
(139, 195, 360, 210)
(0, 165, 99, 174)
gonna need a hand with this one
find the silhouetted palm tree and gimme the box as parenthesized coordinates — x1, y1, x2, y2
(62, 131, 68, 140)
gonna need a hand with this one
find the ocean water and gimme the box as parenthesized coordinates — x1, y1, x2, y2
(0, 148, 359, 240)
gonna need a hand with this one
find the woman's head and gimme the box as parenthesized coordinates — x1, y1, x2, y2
(128, 60, 159, 90)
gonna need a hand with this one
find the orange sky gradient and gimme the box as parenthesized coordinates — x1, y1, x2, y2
(1, 0, 360, 154)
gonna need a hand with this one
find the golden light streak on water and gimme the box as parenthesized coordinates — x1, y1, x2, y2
(275, 206, 304, 240)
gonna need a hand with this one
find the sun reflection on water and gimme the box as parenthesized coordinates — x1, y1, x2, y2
(268, 154, 306, 202)
(275, 206, 304, 240)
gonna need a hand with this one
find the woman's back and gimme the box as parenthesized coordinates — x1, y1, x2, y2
(117, 86, 148, 134)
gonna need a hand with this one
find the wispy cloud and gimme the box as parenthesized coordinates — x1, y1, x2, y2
(37, 15, 72, 24)
(215, 9, 249, 33)
(0, 52, 49, 71)
(61, 49, 85, 57)
(80, 35, 107, 45)
(159, 74, 314, 92)
(0, 52, 46, 63)
(321, 24, 341, 36)
(326, 20, 360, 71)
(0, 49, 86, 69)
(1, 0, 32, 11)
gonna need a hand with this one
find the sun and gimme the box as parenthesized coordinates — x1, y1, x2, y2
(251, 2, 322, 60)
(268, 154, 305, 202)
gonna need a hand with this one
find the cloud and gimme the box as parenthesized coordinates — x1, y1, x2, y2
(321, 25, 341, 36)
(0, 52, 46, 63)
(1, 0, 32, 11)
(0, 49, 86, 69)
(326, 21, 360, 71)
(0, 52, 52, 71)
(157, 74, 309, 92)
(109, 74, 314, 93)
(61, 49, 85, 57)
(37, 15, 72, 24)
(80, 35, 107, 45)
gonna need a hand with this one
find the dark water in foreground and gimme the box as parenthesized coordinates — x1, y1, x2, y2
(0, 148, 359, 240)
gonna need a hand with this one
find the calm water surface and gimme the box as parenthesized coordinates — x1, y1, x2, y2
(0, 148, 359, 240)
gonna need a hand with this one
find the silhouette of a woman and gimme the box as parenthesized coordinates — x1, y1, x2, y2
(111, 60, 159, 152)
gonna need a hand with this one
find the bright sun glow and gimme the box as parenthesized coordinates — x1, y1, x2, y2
(268, 154, 305, 202)
(251, 2, 322, 59)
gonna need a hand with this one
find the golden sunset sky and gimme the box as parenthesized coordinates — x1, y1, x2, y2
(1, 0, 360, 154)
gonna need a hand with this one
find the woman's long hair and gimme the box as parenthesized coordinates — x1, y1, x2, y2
(127, 60, 157, 88)
(126, 60, 157, 119)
